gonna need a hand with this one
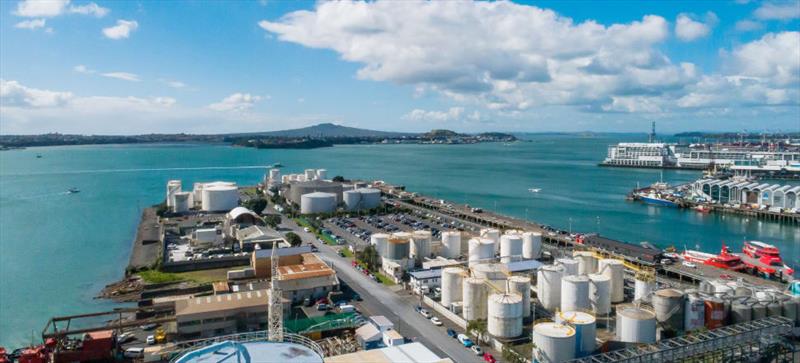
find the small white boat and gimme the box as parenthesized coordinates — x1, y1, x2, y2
(528, 188, 541, 193)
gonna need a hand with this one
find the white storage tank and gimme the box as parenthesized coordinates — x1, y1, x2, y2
(343, 190, 362, 210)
(166, 180, 182, 207)
(598, 259, 625, 303)
(300, 192, 336, 214)
(556, 311, 597, 357)
(537, 265, 563, 311)
(588, 273, 611, 315)
(441, 267, 465, 308)
(480, 228, 501, 253)
(522, 232, 543, 259)
(315, 169, 327, 180)
(507, 276, 532, 319)
(410, 230, 432, 264)
(192, 182, 204, 205)
(488, 293, 523, 338)
(532, 323, 576, 363)
(463, 277, 489, 320)
(202, 184, 239, 212)
(616, 305, 657, 344)
(684, 292, 705, 331)
(356, 188, 381, 209)
(561, 275, 591, 312)
(371, 233, 390, 257)
(441, 231, 461, 258)
(574, 251, 597, 275)
(468, 238, 495, 266)
(652, 289, 685, 332)
(472, 263, 505, 281)
(634, 278, 655, 302)
(385, 233, 411, 260)
(500, 233, 524, 263)
(172, 191, 192, 213)
(557, 258, 579, 276)
(304, 169, 317, 181)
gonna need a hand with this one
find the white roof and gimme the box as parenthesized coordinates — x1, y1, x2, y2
(227, 207, 259, 220)
(355, 324, 381, 342)
(369, 315, 394, 329)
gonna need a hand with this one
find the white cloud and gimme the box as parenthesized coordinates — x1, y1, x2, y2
(14, 0, 69, 17)
(404, 107, 465, 122)
(754, 1, 800, 20)
(735, 19, 763, 32)
(675, 12, 717, 41)
(208, 93, 262, 112)
(68, 2, 109, 17)
(0, 79, 73, 108)
(100, 72, 140, 82)
(162, 80, 186, 89)
(73, 64, 95, 74)
(102, 19, 138, 39)
(14, 18, 46, 30)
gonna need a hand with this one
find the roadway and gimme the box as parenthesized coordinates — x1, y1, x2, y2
(280, 219, 484, 363)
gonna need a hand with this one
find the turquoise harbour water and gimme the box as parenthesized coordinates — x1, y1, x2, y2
(1, 134, 798, 347)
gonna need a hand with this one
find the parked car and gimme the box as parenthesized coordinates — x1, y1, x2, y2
(457, 334, 474, 347)
(446, 329, 457, 338)
(317, 303, 330, 311)
(117, 332, 135, 343)
(483, 353, 496, 363)
(123, 348, 144, 359)
(140, 323, 158, 331)
(471, 345, 483, 355)
(682, 261, 697, 268)
(146, 335, 156, 345)
(430, 317, 442, 326)
(419, 309, 432, 318)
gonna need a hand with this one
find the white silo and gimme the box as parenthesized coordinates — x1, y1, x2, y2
(480, 228, 501, 253)
(500, 233, 524, 263)
(356, 188, 381, 209)
(166, 180, 182, 207)
(371, 233, 390, 257)
(573, 251, 597, 275)
(300, 192, 337, 214)
(532, 323, 576, 363)
(343, 190, 362, 210)
(561, 275, 591, 312)
(441, 231, 461, 258)
(202, 184, 239, 212)
(463, 277, 489, 320)
(588, 274, 611, 315)
(684, 292, 705, 331)
(281, 175, 290, 184)
(556, 258, 579, 276)
(304, 169, 317, 181)
(386, 232, 412, 261)
(508, 276, 532, 319)
(598, 259, 625, 303)
(488, 293, 523, 338)
(522, 232, 543, 259)
(468, 238, 495, 266)
(267, 168, 281, 188)
(441, 267, 465, 308)
(556, 311, 597, 357)
(471, 263, 505, 281)
(410, 230, 432, 265)
(615, 305, 656, 344)
(634, 278, 655, 302)
(316, 169, 327, 180)
(652, 289, 685, 332)
(537, 265, 563, 311)
(192, 182, 204, 206)
(172, 192, 191, 213)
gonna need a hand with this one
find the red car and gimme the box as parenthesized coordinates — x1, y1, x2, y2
(483, 353, 496, 363)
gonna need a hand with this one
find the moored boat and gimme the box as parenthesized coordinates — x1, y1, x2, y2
(682, 245, 746, 271)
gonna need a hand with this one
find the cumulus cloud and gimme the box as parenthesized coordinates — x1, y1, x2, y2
(68, 2, 108, 17)
(14, 0, 108, 18)
(102, 20, 138, 39)
(1, 79, 73, 108)
(208, 93, 262, 112)
(754, 1, 800, 20)
(735, 19, 763, 32)
(675, 12, 717, 41)
(14, 18, 46, 30)
(404, 107, 465, 122)
(100, 72, 140, 82)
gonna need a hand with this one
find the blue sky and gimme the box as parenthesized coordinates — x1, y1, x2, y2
(1, 0, 798, 134)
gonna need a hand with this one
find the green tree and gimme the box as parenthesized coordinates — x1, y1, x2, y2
(263, 214, 281, 228)
(285, 232, 302, 247)
(332, 175, 345, 182)
(243, 198, 268, 214)
(357, 245, 380, 271)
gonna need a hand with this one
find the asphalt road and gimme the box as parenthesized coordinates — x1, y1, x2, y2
(281, 219, 484, 363)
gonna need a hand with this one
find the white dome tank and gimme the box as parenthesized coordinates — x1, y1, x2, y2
(561, 275, 591, 312)
(468, 238, 495, 266)
(598, 259, 625, 303)
(480, 228, 501, 253)
(507, 276, 532, 319)
(522, 232, 543, 259)
(615, 305, 656, 344)
(500, 233, 524, 263)
(556, 311, 597, 357)
(166, 180, 182, 207)
(441, 231, 462, 258)
(315, 169, 327, 180)
(172, 192, 191, 213)
(488, 293, 523, 338)
(532, 323, 576, 363)
(537, 265, 563, 311)
(556, 258, 579, 276)
(385, 233, 411, 260)
(343, 190, 362, 210)
(410, 230, 432, 264)
(588, 274, 611, 315)
(441, 267, 465, 308)
(371, 233, 390, 257)
(472, 263, 505, 281)
(463, 277, 489, 320)
(634, 278, 655, 302)
(684, 292, 705, 331)
(356, 188, 381, 209)
(300, 192, 336, 214)
(202, 184, 239, 212)
(574, 251, 597, 275)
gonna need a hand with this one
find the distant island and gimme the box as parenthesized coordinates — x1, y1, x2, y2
(0, 123, 517, 149)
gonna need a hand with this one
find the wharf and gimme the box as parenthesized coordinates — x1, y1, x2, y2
(682, 200, 800, 225)
(661, 262, 786, 290)
(127, 207, 162, 272)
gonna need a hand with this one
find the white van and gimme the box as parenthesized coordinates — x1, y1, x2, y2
(124, 347, 144, 359)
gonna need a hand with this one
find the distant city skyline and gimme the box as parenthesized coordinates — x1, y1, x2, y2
(1, 0, 799, 135)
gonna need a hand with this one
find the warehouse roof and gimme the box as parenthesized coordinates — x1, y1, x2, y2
(175, 290, 268, 317)
(324, 342, 451, 363)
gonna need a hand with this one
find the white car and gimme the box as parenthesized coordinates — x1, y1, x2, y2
(117, 332, 135, 343)
(430, 317, 442, 326)
(682, 261, 697, 268)
(146, 335, 156, 345)
(470, 345, 483, 355)
(419, 309, 432, 319)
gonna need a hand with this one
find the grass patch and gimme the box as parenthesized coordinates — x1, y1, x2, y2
(375, 272, 396, 286)
(138, 270, 186, 284)
(340, 248, 353, 258)
(175, 268, 232, 284)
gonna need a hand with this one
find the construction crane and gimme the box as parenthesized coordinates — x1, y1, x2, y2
(268, 240, 284, 342)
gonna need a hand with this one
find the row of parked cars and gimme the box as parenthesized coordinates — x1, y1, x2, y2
(414, 306, 497, 363)
(329, 217, 372, 242)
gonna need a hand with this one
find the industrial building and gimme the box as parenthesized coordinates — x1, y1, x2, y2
(323, 342, 452, 363)
(250, 247, 339, 304)
(235, 225, 287, 252)
(174, 290, 272, 339)
(287, 179, 344, 206)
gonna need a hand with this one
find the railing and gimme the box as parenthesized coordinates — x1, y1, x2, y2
(167, 331, 324, 362)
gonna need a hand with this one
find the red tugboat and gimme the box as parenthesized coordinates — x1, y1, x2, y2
(682, 244, 747, 271)
(739, 241, 794, 281)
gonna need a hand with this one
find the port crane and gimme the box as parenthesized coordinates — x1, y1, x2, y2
(268, 240, 284, 342)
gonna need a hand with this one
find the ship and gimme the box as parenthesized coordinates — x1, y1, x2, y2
(682, 245, 747, 271)
(637, 191, 678, 207)
(738, 241, 794, 280)
(67, 187, 80, 194)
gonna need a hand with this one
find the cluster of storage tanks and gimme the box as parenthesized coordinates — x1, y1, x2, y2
(371, 230, 435, 268)
(342, 188, 381, 211)
(280, 168, 328, 183)
(166, 180, 240, 213)
(468, 229, 542, 266)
